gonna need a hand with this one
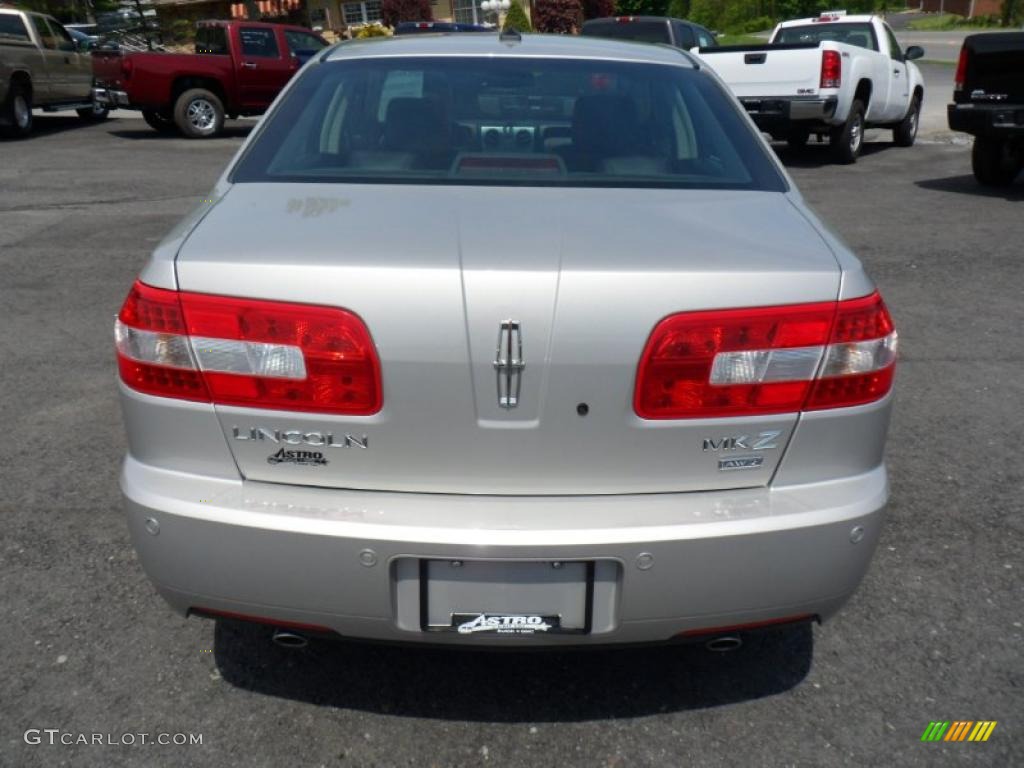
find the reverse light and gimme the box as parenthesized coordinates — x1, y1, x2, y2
(820, 49, 842, 89)
(634, 292, 897, 419)
(115, 281, 381, 415)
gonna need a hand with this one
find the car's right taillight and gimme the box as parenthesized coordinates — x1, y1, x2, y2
(634, 292, 897, 419)
(954, 45, 968, 92)
(820, 49, 842, 89)
(115, 280, 381, 415)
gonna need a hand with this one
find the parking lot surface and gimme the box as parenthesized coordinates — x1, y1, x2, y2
(1, 114, 1021, 768)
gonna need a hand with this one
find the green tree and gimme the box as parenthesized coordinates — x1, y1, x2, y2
(615, 0, 669, 14)
(504, 0, 533, 30)
(666, 0, 691, 18)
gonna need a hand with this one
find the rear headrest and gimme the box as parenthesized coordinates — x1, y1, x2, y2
(383, 97, 449, 152)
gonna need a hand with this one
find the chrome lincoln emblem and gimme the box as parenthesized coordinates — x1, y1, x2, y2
(493, 319, 525, 409)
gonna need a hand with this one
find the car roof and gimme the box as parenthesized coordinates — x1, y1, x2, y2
(582, 16, 702, 27)
(321, 33, 699, 67)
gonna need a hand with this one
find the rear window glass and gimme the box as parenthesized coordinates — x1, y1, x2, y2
(581, 21, 672, 45)
(774, 22, 878, 51)
(240, 27, 279, 58)
(232, 56, 786, 192)
(195, 26, 228, 54)
(0, 14, 31, 42)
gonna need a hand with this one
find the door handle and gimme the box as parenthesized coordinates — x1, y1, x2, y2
(893, 69, 900, 75)
(241, 62, 257, 69)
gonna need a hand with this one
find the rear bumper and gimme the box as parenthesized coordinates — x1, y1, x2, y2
(92, 86, 130, 108)
(122, 456, 887, 646)
(740, 96, 840, 132)
(948, 102, 1024, 137)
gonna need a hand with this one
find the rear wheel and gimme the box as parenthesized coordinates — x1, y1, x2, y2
(830, 99, 865, 164)
(142, 109, 176, 134)
(971, 137, 1023, 187)
(892, 95, 920, 147)
(1, 81, 33, 139)
(173, 88, 224, 139)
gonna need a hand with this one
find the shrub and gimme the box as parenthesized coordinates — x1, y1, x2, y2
(353, 22, 391, 37)
(534, 0, 582, 32)
(381, 0, 432, 28)
(504, 0, 533, 31)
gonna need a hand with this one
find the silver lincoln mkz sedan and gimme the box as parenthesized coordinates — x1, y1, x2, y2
(115, 33, 897, 648)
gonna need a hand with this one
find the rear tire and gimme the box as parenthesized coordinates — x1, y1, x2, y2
(892, 94, 920, 147)
(971, 137, 1022, 187)
(142, 108, 176, 134)
(1, 81, 33, 139)
(173, 88, 224, 139)
(830, 99, 865, 164)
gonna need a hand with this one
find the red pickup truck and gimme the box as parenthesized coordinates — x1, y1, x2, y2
(92, 20, 327, 137)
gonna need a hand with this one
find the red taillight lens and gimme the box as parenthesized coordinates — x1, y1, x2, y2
(634, 292, 897, 419)
(121, 57, 133, 79)
(805, 292, 896, 410)
(820, 49, 841, 89)
(115, 281, 382, 415)
(954, 46, 968, 92)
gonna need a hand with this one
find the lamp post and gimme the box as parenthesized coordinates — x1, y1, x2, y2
(479, 0, 511, 25)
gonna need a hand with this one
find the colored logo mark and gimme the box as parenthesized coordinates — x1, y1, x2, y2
(921, 721, 997, 742)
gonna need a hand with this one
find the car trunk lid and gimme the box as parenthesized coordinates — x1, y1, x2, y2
(175, 183, 841, 495)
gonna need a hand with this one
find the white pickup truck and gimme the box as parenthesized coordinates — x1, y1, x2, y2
(699, 12, 925, 163)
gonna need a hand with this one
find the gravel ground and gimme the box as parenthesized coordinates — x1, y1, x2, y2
(0, 109, 1021, 768)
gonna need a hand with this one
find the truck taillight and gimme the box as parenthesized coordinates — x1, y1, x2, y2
(121, 58, 133, 79)
(820, 49, 841, 89)
(115, 281, 382, 415)
(954, 46, 968, 92)
(634, 292, 897, 419)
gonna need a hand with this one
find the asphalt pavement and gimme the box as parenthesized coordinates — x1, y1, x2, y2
(0, 109, 1021, 768)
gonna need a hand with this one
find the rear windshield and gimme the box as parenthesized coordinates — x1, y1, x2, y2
(581, 20, 672, 45)
(774, 22, 878, 51)
(233, 57, 785, 191)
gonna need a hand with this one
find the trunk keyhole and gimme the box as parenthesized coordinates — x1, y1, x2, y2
(576, 403, 589, 417)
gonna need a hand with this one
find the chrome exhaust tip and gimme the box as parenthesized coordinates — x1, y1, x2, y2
(705, 635, 743, 653)
(271, 630, 309, 649)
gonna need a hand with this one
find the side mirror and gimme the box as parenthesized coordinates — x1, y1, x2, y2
(904, 45, 924, 61)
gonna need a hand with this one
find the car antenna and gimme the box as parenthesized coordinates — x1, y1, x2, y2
(500, 27, 522, 44)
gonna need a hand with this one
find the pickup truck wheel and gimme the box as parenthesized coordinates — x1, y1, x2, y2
(971, 137, 1023, 187)
(1, 81, 33, 139)
(76, 103, 109, 122)
(142, 109, 177, 134)
(173, 88, 224, 138)
(830, 99, 865, 164)
(892, 95, 920, 147)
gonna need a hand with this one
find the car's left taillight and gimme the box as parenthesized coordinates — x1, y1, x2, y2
(820, 49, 842, 89)
(115, 280, 381, 415)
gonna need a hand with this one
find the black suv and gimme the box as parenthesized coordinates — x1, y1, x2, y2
(948, 32, 1024, 186)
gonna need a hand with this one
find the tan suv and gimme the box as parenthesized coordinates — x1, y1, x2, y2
(0, 6, 105, 138)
